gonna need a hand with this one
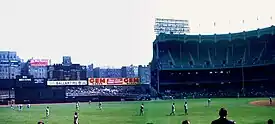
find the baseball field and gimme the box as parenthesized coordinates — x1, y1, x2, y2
(0, 98, 274, 124)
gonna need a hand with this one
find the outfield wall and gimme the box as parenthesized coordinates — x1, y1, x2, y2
(15, 87, 66, 104)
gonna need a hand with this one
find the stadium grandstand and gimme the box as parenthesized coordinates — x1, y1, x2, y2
(151, 26, 275, 99)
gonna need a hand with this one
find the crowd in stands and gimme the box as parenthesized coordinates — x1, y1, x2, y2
(65, 82, 275, 99)
(162, 87, 275, 99)
(160, 82, 275, 99)
(66, 85, 151, 97)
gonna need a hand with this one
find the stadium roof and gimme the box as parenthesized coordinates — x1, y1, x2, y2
(154, 26, 275, 44)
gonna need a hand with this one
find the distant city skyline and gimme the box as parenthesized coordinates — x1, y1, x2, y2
(0, 0, 275, 68)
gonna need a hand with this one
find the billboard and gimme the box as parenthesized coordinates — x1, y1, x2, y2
(30, 59, 49, 66)
(34, 78, 45, 84)
(47, 80, 87, 86)
(88, 78, 140, 85)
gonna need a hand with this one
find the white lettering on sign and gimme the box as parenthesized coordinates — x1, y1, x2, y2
(19, 79, 31, 82)
(47, 80, 87, 86)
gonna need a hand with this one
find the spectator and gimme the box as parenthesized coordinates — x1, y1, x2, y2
(211, 108, 235, 124)
(37, 121, 44, 124)
(182, 120, 190, 124)
(268, 119, 273, 124)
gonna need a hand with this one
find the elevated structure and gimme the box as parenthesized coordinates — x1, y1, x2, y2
(154, 18, 190, 35)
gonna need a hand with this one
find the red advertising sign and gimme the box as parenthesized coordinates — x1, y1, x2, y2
(88, 78, 140, 85)
(30, 59, 48, 66)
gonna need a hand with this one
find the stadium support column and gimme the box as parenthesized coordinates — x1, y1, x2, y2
(157, 69, 160, 93)
(156, 42, 159, 59)
(156, 41, 160, 93)
(180, 44, 182, 62)
(241, 62, 245, 96)
(198, 34, 201, 61)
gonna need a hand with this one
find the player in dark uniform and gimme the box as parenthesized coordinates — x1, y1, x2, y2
(139, 103, 144, 116)
(184, 102, 188, 115)
(74, 112, 79, 124)
(169, 103, 176, 116)
(211, 108, 236, 124)
(269, 97, 273, 105)
(207, 97, 211, 107)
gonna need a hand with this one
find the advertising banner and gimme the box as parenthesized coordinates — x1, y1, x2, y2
(88, 78, 140, 85)
(30, 59, 49, 66)
(34, 79, 45, 84)
(47, 80, 87, 86)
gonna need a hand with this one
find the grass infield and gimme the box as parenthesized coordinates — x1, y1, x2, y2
(0, 98, 274, 124)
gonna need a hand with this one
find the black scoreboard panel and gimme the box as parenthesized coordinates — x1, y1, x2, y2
(15, 75, 46, 88)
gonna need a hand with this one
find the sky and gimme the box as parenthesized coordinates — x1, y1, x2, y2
(0, 0, 275, 68)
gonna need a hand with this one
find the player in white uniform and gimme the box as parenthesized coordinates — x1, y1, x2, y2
(18, 104, 23, 111)
(99, 102, 102, 110)
(10, 103, 14, 110)
(27, 104, 31, 108)
(169, 103, 176, 116)
(184, 102, 188, 115)
(139, 103, 144, 116)
(46, 106, 50, 118)
(76, 102, 80, 111)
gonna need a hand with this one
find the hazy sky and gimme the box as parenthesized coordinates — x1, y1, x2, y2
(0, 0, 274, 67)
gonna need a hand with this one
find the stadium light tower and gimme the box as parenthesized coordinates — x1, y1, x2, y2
(154, 18, 190, 35)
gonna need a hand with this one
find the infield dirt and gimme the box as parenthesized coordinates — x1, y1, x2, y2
(250, 100, 275, 107)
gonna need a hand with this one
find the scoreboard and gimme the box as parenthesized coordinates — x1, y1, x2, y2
(15, 75, 46, 88)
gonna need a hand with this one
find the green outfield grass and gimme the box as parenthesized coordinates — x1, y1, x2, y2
(0, 98, 274, 124)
